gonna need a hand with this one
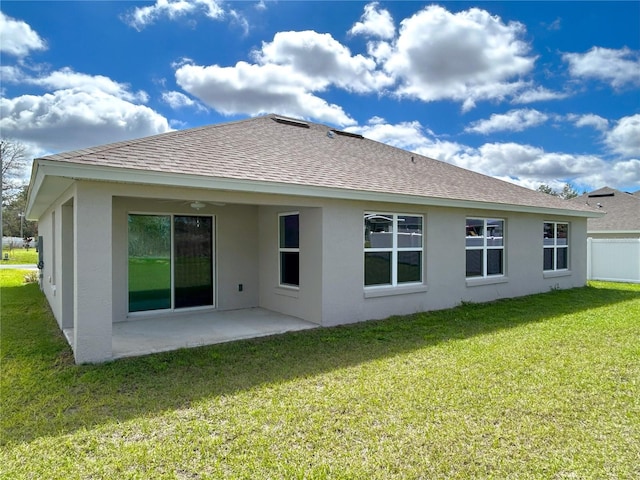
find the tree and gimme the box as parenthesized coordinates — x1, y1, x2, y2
(537, 182, 579, 200)
(1, 139, 28, 196)
(1, 139, 30, 246)
(560, 183, 579, 200)
(537, 184, 555, 196)
(2, 186, 37, 239)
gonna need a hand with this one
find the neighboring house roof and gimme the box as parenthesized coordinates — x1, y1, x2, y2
(571, 186, 640, 233)
(27, 114, 601, 219)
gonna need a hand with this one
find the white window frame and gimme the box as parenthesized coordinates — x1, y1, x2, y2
(364, 212, 424, 288)
(278, 212, 300, 288)
(543, 221, 569, 271)
(465, 218, 505, 279)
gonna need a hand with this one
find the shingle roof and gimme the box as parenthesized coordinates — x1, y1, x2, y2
(571, 186, 640, 232)
(36, 114, 596, 214)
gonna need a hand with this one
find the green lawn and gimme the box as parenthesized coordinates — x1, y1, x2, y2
(1, 270, 639, 479)
(1, 247, 38, 264)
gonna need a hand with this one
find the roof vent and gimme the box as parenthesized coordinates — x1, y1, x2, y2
(588, 192, 615, 198)
(330, 129, 363, 139)
(273, 116, 310, 128)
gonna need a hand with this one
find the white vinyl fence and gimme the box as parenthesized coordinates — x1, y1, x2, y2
(587, 238, 640, 283)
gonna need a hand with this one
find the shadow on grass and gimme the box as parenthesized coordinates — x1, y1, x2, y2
(2, 280, 638, 446)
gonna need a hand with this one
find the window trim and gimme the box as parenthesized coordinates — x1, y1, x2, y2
(543, 221, 569, 272)
(278, 212, 300, 289)
(465, 217, 505, 279)
(364, 212, 424, 288)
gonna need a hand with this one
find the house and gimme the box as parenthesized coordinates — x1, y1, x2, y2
(26, 114, 601, 363)
(571, 187, 640, 283)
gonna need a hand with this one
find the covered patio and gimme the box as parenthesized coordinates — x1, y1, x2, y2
(63, 308, 318, 360)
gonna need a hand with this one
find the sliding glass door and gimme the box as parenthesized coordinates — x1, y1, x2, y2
(128, 214, 214, 313)
(128, 215, 172, 312)
(174, 216, 213, 309)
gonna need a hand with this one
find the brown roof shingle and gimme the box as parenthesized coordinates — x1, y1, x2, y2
(571, 186, 640, 232)
(37, 114, 597, 213)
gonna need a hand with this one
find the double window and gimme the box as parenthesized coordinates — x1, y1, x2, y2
(543, 222, 569, 271)
(465, 218, 504, 278)
(279, 213, 300, 287)
(364, 213, 423, 287)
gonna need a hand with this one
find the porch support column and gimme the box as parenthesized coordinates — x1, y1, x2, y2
(73, 183, 113, 363)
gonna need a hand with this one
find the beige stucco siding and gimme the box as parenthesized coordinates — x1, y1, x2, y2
(35, 179, 589, 362)
(316, 203, 588, 327)
(258, 205, 324, 325)
(112, 195, 262, 321)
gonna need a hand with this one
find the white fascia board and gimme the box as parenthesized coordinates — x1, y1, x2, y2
(25, 161, 46, 219)
(35, 160, 603, 219)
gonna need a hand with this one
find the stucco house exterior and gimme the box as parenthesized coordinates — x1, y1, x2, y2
(26, 114, 600, 363)
(571, 186, 640, 283)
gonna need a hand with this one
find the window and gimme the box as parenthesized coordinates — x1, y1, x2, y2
(466, 218, 504, 278)
(543, 222, 569, 271)
(364, 213, 423, 287)
(279, 213, 299, 287)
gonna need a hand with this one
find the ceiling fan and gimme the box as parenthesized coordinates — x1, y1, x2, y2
(157, 199, 227, 210)
(188, 200, 227, 210)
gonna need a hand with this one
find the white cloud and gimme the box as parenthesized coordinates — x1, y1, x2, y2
(349, 2, 396, 40)
(382, 5, 536, 109)
(0, 89, 171, 153)
(347, 118, 472, 164)
(512, 86, 569, 104)
(544, 18, 562, 32)
(15, 67, 149, 103)
(256, 30, 393, 93)
(349, 119, 429, 148)
(0, 65, 24, 83)
(123, 0, 224, 31)
(568, 113, 609, 132)
(0, 67, 171, 153)
(174, 29, 398, 125)
(162, 90, 206, 110)
(0, 12, 47, 57)
(563, 47, 640, 89)
(451, 143, 640, 190)
(605, 114, 640, 157)
(348, 118, 640, 191)
(466, 109, 548, 134)
(228, 9, 249, 36)
(175, 61, 355, 126)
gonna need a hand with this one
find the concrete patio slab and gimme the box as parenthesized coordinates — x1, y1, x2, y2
(113, 308, 318, 359)
(65, 308, 318, 360)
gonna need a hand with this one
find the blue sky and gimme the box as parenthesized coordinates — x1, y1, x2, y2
(1, 1, 639, 192)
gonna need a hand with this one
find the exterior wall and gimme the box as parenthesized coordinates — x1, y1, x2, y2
(73, 182, 113, 363)
(33, 178, 591, 362)
(258, 205, 324, 325)
(112, 193, 261, 322)
(588, 238, 640, 283)
(37, 184, 75, 330)
(317, 202, 588, 327)
(37, 203, 57, 321)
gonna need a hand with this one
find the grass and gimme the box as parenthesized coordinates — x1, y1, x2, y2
(1, 270, 639, 479)
(1, 247, 38, 265)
